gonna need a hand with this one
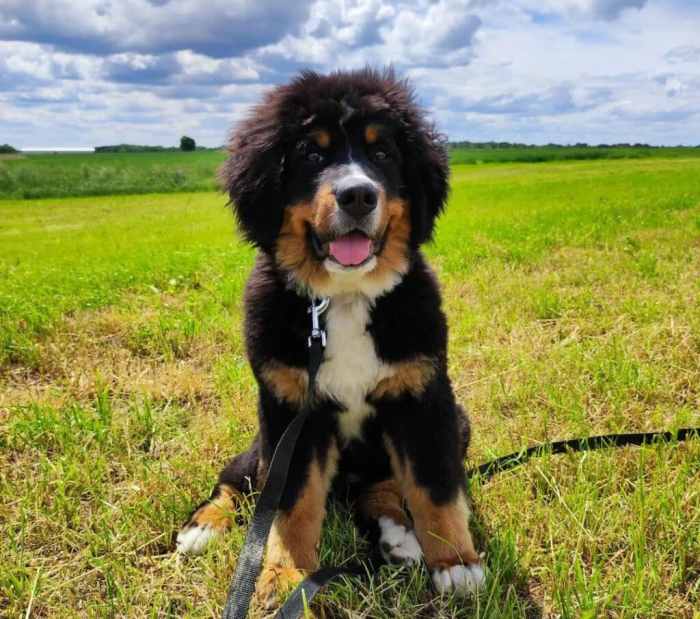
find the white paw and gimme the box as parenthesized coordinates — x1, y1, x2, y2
(176, 524, 220, 555)
(432, 563, 485, 596)
(378, 516, 423, 565)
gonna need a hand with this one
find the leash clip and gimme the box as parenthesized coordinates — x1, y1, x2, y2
(307, 297, 330, 349)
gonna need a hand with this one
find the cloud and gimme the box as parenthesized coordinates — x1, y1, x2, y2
(0, 0, 314, 58)
(592, 0, 647, 20)
(2, 0, 700, 148)
(257, 0, 482, 71)
(102, 53, 181, 84)
(100, 51, 260, 86)
(665, 45, 700, 64)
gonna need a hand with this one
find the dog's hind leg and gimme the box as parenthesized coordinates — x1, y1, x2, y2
(176, 435, 260, 555)
(357, 479, 423, 565)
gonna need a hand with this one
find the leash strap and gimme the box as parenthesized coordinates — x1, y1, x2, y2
(273, 564, 367, 619)
(470, 428, 699, 481)
(222, 298, 328, 619)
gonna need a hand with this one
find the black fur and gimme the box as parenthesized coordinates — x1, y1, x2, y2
(201, 68, 471, 554)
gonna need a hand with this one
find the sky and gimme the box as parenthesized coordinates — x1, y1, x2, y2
(1, 0, 699, 148)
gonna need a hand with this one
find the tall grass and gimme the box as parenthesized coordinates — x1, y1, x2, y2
(2, 147, 700, 200)
(0, 151, 226, 199)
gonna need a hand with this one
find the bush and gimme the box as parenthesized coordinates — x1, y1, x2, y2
(0, 144, 18, 154)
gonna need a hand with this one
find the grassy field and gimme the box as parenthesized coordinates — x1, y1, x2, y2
(0, 151, 226, 199)
(2, 146, 700, 200)
(1, 157, 699, 617)
(448, 145, 700, 165)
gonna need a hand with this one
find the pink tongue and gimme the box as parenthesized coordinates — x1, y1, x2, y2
(329, 233, 372, 266)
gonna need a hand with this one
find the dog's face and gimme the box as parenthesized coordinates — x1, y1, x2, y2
(221, 69, 449, 297)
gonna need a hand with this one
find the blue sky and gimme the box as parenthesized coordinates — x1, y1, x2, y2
(1, 0, 699, 148)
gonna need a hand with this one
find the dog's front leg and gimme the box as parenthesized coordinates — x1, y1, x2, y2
(381, 380, 485, 597)
(255, 438, 339, 610)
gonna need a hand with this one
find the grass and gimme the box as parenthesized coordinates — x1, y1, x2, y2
(448, 145, 700, 165)
(2, 146, 700, 200)
(0, 151, 226, 199)
(1, 156, 700, 617)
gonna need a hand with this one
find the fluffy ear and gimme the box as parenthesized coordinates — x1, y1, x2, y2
(219, 99, 286, 252)
(401, 121, 449, 247)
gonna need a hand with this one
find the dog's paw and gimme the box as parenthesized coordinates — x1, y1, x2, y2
(176, 522, 221, 555)
(255, 565, 307, 611)
(378, 516, 423, 565)
(176, 487, 237, 555)
(431, 563, 485, 596)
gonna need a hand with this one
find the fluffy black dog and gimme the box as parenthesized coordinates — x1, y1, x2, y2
(177, 68, 484, 608)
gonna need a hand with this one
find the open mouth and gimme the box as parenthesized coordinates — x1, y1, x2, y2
(309, 228, 387, 268)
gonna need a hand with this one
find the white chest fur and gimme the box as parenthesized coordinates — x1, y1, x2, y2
(316, 295, 390, 440)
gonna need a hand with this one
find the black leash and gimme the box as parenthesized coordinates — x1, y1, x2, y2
(470, 427, 699, 482)
(222, 296, 700, 618)
(221, 298, 329, 619)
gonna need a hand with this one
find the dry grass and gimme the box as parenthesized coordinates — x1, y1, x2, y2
(1, 157, 700, 617)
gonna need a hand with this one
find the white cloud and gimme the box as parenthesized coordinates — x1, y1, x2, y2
(1, 0, 699, 147)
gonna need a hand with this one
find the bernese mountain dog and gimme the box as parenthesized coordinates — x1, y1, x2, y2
(176, 68, 485, 609)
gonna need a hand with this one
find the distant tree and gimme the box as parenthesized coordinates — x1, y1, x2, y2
(0, 144, 18, 154)
(180, 136, 196, 152)
(96, 144, 174, 153)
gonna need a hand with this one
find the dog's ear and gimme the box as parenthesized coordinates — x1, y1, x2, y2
(219, 100, 286, 252)
(401, 121, 449, 247)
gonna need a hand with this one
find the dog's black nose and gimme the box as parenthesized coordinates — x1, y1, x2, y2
(336, 182, 378, 218)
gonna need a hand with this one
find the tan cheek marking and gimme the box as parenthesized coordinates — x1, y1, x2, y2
(186, 484, 240, 531)
(367, 197, 411, 285)
(261, 362, 308, 407)
(357, 478, 412, 529)
(311, 129, 331, 149)
(365, 124, 380, 144)
(275, 200, 330, 292)
(265, 443, 339, 571)
(311, 182, 337, 237)
(385, 439, 480, 568)
(371, 355, 437, 399)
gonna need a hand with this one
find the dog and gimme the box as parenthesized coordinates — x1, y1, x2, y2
(176, 68, 485, 609)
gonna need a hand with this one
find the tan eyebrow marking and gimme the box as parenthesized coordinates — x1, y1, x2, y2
(310, 129, 331, 149)
(365, 124, 382, 144)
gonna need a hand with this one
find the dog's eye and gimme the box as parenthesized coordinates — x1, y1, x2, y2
(373, 150, 388, 162)
(307, 151, 325, 165)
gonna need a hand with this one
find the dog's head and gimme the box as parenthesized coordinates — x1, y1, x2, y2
(220, 68, 449, 298)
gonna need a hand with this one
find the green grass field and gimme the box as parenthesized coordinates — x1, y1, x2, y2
(448, 145, 700, 165)
(3, 146, 700, 200)
(0, 151, 226, 199)
(1, 157, 699, 617)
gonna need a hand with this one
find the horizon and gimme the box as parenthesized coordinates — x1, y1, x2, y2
(2, 1, 699, 149)
(14, 140, 700, 153)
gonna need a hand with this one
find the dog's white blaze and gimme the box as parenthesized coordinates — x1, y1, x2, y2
(316, 294, 391, 440)
(337, 163, 383, 235)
